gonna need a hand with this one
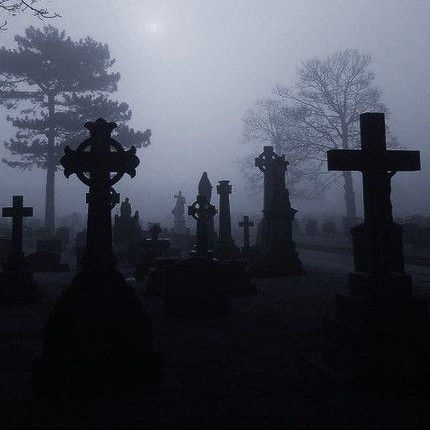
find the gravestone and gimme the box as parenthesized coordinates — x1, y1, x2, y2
(239, 215, 254, 252)
(188, 195, 217, 256)
(113, 197, 142, 265)
(323, 112, 429, 385)
(214, 180, 239, 258)
(33, 118, 160, 392)
(0, 196, 38, 301)
(163, 194, 230, 317)
(198, 172, 217, 250)
(27, 237, 68, 272)
(172, 191, 186, 235)
(253, 146, 304, 276)
(322, 220, 337, 237)
(305, 219, 319, 236)
(135, 223, 178, 281)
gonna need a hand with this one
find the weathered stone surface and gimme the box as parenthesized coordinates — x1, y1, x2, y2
(163, 257, 231, 318)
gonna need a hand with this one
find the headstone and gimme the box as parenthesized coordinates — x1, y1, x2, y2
(162, 194, 230, 317)
(0, 196, 38, 301)
(214, 180, 239, 258)
(27, 238, 68, 272)
(113, 197, 142, 265)
(172, 191, 186, 235)
(253, 146, 304, 276)
(239, 215, 254, 252)
(322, 220, 337, 237)
(32, 118, 160, 392)
(198, 172, 217, 249)
(323, 112, 429, 385)
(188, 194, 217, 256)
(305, 219, 319, 236)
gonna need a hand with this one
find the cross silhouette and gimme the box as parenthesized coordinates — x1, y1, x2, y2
(239, 215, 254, 250)
(61, 118, 140, 271)
(328, 112, 420, 273)
(188, 195, 217, 256)
(2, 195, 33, 266)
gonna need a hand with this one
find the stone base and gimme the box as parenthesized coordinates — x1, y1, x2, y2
(0, 268, 39, 302)
(224, 260, 257, 295)
(144, 257, 181, 297)
(163, 257, 231, 318)
(252, 248, 305, 278)
(32, 270, 161, 393)
(27, 250, 69, 273)
(214, 238, 240, 260)
(322, 271, 430, 387)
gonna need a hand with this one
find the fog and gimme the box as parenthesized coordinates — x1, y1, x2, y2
(1, 0, 429, 228)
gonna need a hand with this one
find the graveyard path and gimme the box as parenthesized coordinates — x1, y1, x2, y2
(299, 248, 430, 294)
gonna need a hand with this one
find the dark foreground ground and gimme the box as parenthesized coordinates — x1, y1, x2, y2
(1, 251, 430, 428)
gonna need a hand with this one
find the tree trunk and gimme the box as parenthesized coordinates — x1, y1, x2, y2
(44, 95, 56, 235)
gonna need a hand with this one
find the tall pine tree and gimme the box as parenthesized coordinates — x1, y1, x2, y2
(0, 26, 151, 234)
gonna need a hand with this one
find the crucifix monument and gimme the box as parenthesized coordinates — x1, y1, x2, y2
(324, 112, 429, 384)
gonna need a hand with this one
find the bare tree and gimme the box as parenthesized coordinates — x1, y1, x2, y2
(241, 97, 328, 199)
(0, 0, 59, 30)
(275, 49, 389, 222)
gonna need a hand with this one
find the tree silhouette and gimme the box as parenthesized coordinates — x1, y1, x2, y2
(0, 26, 151, 234)
(0, 0, 59, 30)
(275, 50, 389, 224)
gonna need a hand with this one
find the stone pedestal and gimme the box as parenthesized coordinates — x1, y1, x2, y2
(32, 270, 161, 392)
(323, 271, 430, 386)
(163, 257, 231, 318)
(144, 256, 181, 296)
(0, 262, 38, 302)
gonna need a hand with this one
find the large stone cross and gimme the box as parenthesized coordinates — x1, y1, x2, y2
(327, 112, 420, 274)
(61, 118, 139, 271)
(2, 195, 33, 265)
(255, 146, 289, 214)
(239, 215, 254, 250)
(188, 195, 217, 256)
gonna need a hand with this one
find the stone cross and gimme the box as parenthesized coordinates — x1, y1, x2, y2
(61, 118, 139, 271)
(255, 146, 289, 214)
(2, 196, 33, 266)
(216, 180, 233, 242)
(239, 215, 254, 250)
(328, 112, 420, 274)
(188, 195, 217, 256)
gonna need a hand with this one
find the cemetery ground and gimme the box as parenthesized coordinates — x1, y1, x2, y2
(1, 253, 430, 428)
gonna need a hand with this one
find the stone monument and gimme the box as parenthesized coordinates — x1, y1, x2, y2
(214, 180, 239, 258)
(239, 215, 254, 252)
(254, 146, 304, 276)
(198, 172, 217, 250)
(0, 196, 38, 301)
(323, 112, 428, 384)
(33, 118, 160, 392)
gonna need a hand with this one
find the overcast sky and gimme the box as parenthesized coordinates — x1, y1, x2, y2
(0, 0, 429, 226)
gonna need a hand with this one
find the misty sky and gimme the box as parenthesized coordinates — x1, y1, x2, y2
(0, 0, 429, 227)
